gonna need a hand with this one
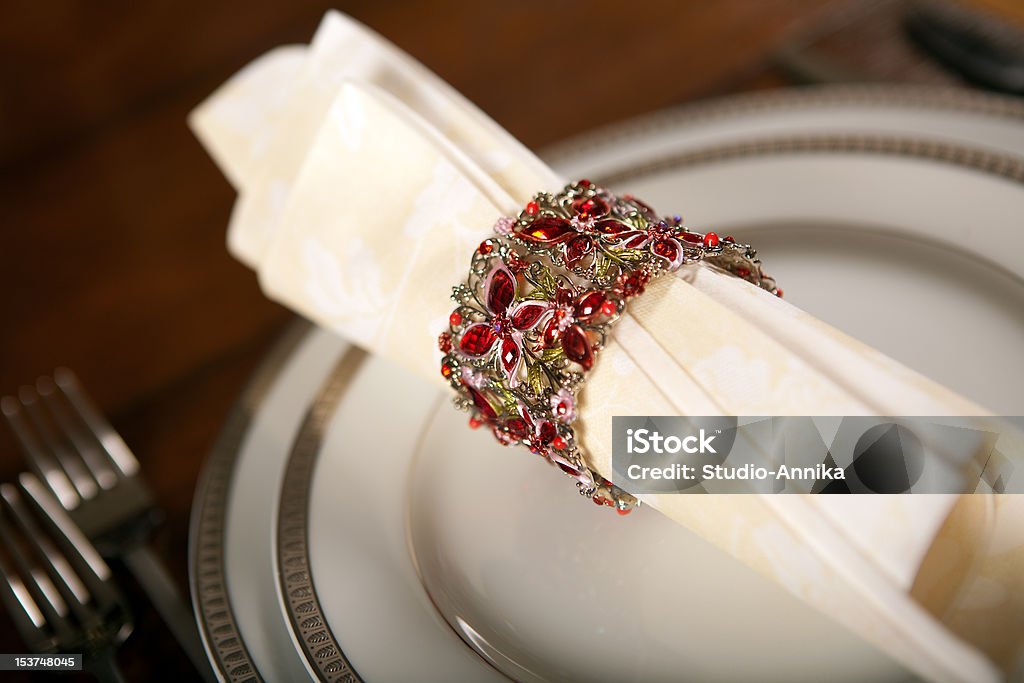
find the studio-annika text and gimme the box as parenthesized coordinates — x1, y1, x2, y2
(622, 428, 846, 482)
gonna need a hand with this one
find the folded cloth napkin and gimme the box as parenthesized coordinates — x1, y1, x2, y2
(191, 11, 1023, 682)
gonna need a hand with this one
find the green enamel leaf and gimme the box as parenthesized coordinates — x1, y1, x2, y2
(527, 362, 545, 395)
(525, 288, 551, 301)
(495, 383, 516, 403)
(526, 263, 558, 296)
(541, 347, 565, 363)
(610, 248, 647, 263)
(624, 213, 649, 231)
(538, 268, 558, 294)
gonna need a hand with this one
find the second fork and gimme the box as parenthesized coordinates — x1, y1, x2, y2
(0, 473, 133, 682)
(2, 370, 216, 682)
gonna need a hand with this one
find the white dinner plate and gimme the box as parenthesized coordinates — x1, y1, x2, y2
(190, 86, 1024, 683)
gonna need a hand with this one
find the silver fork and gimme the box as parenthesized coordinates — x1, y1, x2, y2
(0, 473, 132, 682)
(2, 369, 215, 681)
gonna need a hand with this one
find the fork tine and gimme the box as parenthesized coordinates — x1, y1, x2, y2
(18, 473, 120, 612)
(1, 483, 93, 626)
(2, 396, 80, 510)
(19, 386, 99, 502)
(0, 492, 75, 645)
(0, 549, 52, 652)
(37, 376, 118, 491)
(53, 368, 139, 478)
(0, 477, 132, 680)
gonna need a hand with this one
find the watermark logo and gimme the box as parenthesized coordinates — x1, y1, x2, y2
(626, 427, 718, 454)
(611, 415, 1022, 494)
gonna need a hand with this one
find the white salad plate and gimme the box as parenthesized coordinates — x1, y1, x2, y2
(190, 86, 1024, 683)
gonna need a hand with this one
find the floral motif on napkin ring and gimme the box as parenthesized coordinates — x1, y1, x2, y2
(438, 180, 780, 513)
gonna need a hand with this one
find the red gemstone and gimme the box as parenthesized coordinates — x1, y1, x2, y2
(542, 318, 561, 347)
(724, 235, 735, 243)
(564, 235, 594, 267)
(459, 324, 497, 356)
(500, 337, 520, 374)
(468, 386, 497, 420)
(616, 507, 632, 516)
(651, 238, 680, 263)
(537, 421, 556, 445)
(621, 273, 643, 297)
(735, 267, 751, 278)
(507, 418, 530, 439)
(596, 219, 629, 236)
(557, 461, 581, 477)
(574, 291, 605, 320)
(441, 362, 453, 379)
(554, 399, 571, 417)
(478, 241, 493, 255)
(620, 232, 649, 249)
(703, 232, 720, 248)
(593, 495, 610, 506)
(509, 302, 546, 329)
(562, 324, 594, 370)
(438, 332, 452, 353)
(525, 201, 539, 216)
(571, 195, 609, 217)
(486, 267, 516, 314)
(469, 416, 483, 429)
(449, 311, 462, 327)
(552, 436, 567, 451)
(600, 300, 617, 316)
(578, 179, 591, 188)
(514, 216, 575, 245)
(681, 232, 703, 244)
(505, 251, 526, 272)
(776, 288, 784, 298)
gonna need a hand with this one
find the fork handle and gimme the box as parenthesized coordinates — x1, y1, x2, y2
(87, 651, 127, 683)
(123, 544, 217, 682)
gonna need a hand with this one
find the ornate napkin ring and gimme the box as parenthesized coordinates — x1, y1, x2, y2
(438, 180, 779, 513)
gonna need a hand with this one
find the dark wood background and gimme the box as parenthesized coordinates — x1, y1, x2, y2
(0, 1, 1020, 679)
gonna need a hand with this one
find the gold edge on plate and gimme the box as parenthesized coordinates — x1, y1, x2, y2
(595, 133, 1024, 187)
(543, 84, 1024, 164)
(188, 319, 312, 683)
(276, 347, 368, 683)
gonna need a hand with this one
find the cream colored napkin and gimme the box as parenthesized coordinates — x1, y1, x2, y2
(191, 11, 1023, 682)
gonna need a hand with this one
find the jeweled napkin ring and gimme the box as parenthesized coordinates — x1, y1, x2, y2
(438, 180, 779, 513)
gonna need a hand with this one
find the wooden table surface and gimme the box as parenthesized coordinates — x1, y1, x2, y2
(0, 1, 1018, 679)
